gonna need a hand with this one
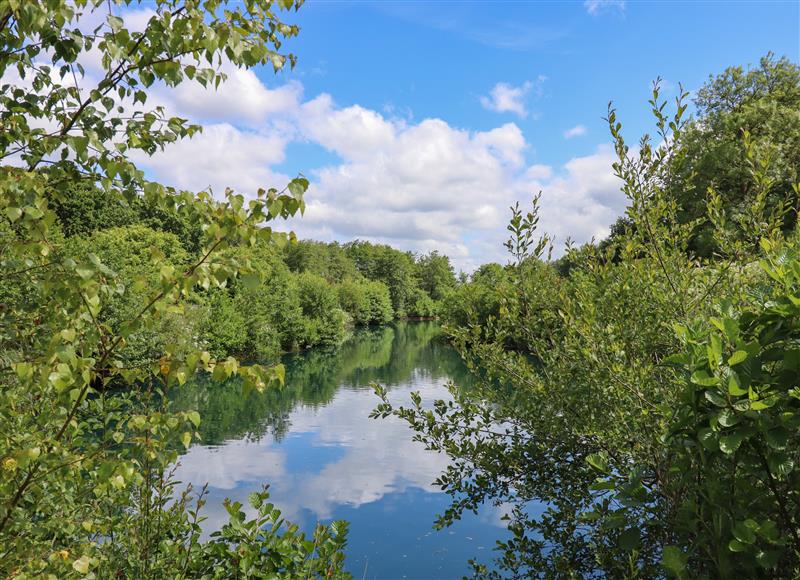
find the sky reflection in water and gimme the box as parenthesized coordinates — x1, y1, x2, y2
(171, 322, 509, 579)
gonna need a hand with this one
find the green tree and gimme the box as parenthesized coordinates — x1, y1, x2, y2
(672, 54, 800, 256)
(52, 179, 203, 250)
(376, 74, 800, 577)
(345, 240, 418, 315)
(283, 239, 358, 282)
(415, 250, 456, 301)
(338, 278, 394, 325)
(0, 1, 348, 576)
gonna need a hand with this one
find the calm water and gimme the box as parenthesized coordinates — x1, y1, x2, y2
(170, 322, 509, 579)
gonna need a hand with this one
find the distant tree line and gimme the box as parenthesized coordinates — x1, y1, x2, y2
(48, 182, 458, 366)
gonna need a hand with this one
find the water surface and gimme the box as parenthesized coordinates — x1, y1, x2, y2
(171, 322, 508, 579)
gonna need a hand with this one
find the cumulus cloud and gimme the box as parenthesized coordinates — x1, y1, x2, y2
(8, 1, 629, 269)
(584, 0, 626, 15)
(118, 53, 622, 270)
(130, 124, 292, 196)
(563, 124, 588, 139)
(479, 77, 545, 118)
(528, 145, 625, 244)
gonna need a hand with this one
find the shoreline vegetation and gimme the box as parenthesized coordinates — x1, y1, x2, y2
(0, 0, 798, 577)
(54, 187, 459, 367)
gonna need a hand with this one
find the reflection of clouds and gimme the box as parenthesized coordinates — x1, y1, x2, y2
(176, 440, 285, 490)
(282, 383, 453, 518)
(173, 375, 502, 534)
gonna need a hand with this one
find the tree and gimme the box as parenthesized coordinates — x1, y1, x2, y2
(52, 180, 203, 250)
(283, 239, 359, 282)
(415, 250, 456, 301)
(0, 1, 348, 576)
(345, 240, 418, 315)
(377, 74, 800, 577)
(671, 54, 800, 256)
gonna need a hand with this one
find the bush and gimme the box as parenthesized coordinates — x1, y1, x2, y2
(375, 75, 800, 577)
(202, 291, 248, 359)
(66, 225, 196, 367)
(407, 287, 438, 318)
(297, 273, 347, 347)
(338, 278, 394, 325)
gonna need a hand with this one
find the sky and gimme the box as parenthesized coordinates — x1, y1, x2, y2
(130, 0, 800, 271)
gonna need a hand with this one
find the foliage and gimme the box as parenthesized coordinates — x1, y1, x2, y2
(375, 67, 800, 578)
(0, 0, 350, 576)
(415, 250, 456, 301)
(52, 180, 203, 251)
(65, 224, 201, 368)
(345, 240, 418, 316)
(406, 286, 438, 318)
(296, 272, 348, 347)
(283, 239, 359, 282)
(652, 239, 800, 576)
(671, 53, 800, 257)
(283, 238, 451, 322)
(338, 278, 394, 325)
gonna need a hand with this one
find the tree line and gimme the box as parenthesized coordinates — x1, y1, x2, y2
(48, 180, 457, 368)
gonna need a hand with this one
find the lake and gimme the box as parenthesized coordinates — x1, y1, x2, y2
(170, 321, 509, 579)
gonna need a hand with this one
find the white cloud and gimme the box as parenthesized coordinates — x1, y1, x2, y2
(131, 124, 292, 196)
(524, 144, 625, 245)
(123, 62, 622, 271)
(167, 67, 304, 126)
(563, 124, 588, 139)
(11, 2, 627, 271)
(584, 0, 626, 15)
(479, 78, 545, 118)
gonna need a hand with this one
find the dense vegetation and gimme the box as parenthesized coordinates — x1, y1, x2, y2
(0, 1, 359, 577)
(376, 54, 800, 577)
(1, 0, 797, 577)
(54, 183, 456, 363)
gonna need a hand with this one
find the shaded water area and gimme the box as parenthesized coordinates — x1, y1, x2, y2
(170, 321, 509, 579)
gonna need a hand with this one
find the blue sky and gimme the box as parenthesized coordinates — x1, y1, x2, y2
(277, 1, 799, 169)
(131, 0, 800, 270)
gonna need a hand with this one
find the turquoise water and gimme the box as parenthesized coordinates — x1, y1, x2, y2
(171, 322, 508, 579)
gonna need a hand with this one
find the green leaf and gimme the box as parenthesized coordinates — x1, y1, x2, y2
(662, 353, 689, 365)
(187, 411, 201, 427)
(767, 452, 793, 477)
(708, 334, 722, 368)
(717, 408, 740, 427)
(691, 370, 718, 386)
(728, 373, 747, 396)
(662, 546, 687, 575)
(72, 555, 91, 574)
(5, 207, 22, 221)
(728, 538, 747, 552)
(586, 452, 609, 474)
(719, 431, 746, 454)
(756, 549, 781, 569)
(704, 389, 727, 407)
(732, 520, 757, 544)
(728, 350, 748, 366)
(698, 428, 719, 451)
